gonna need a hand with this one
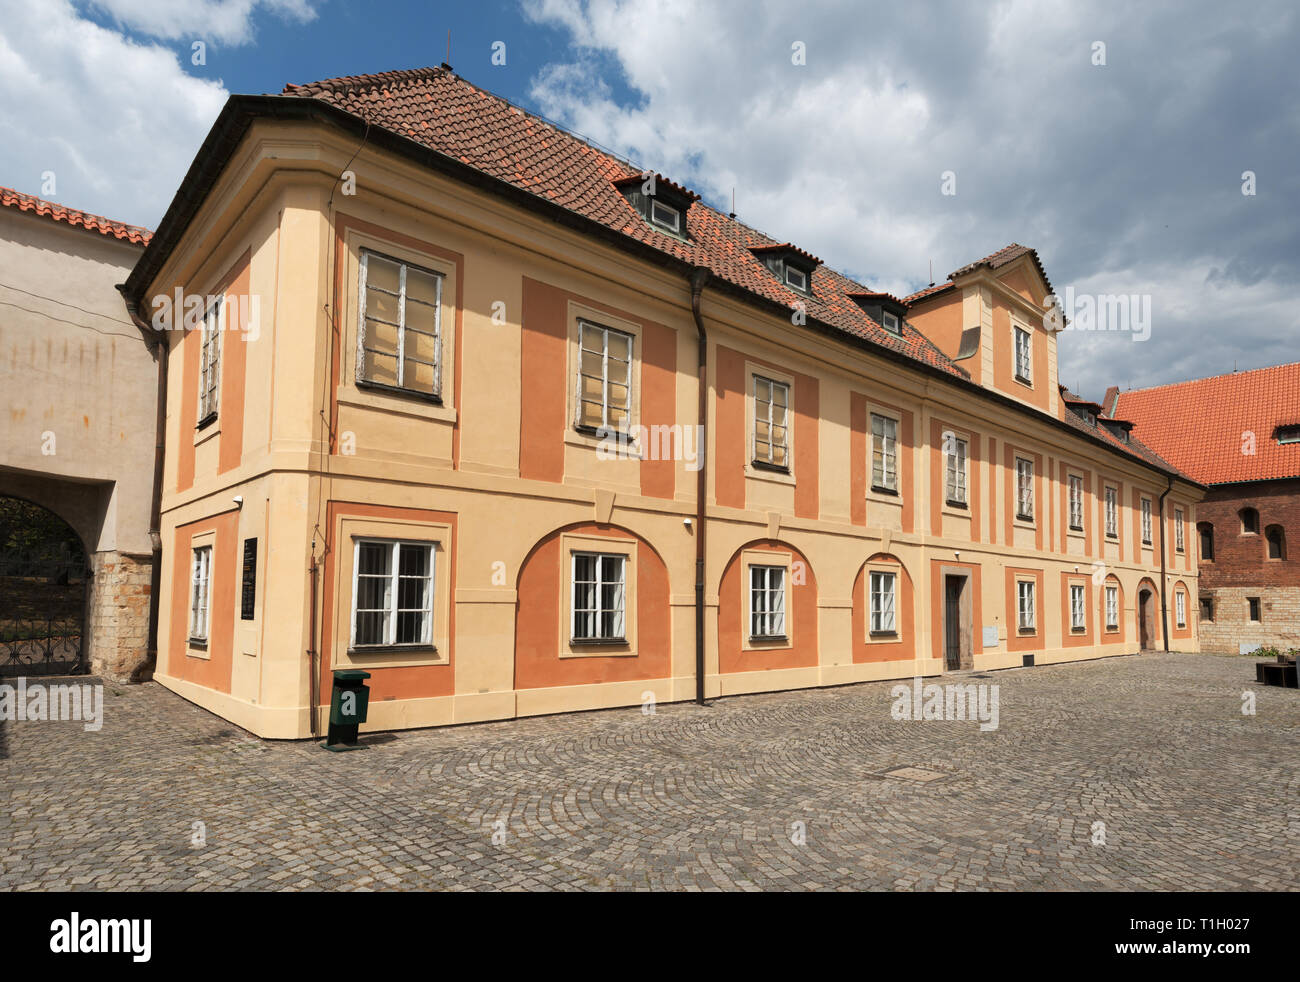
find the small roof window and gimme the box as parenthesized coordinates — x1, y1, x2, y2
(750, 243, 819, 297)
(614, 171, 697, 241)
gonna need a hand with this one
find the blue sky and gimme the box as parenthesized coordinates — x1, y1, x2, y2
(2, 0, 1297, 397)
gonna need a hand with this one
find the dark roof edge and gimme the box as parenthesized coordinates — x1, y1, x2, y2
(125, 93, 1201, 489)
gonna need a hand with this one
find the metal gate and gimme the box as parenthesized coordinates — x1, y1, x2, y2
(0, 498, 90, 677)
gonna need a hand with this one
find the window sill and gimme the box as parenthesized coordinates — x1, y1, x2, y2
(1014, 374, 1032, 386)
(1070, 627, 1087, 634)
(187, 637, 208, 649)
(1141, 540, 1153, 547)
(749, 634, 789, 643)
(870, 485, 900, 497)
(569, 637, 628, 646)
(1069, 524, 1084, 532)
(1016, 513, 1035, 523)
(751, 459, 791, 475)
(355, 378, 444, 406)
(348, 644, 437, 656)
(869, 630, 899, 640)
(1017, 628, 1036, 636)
(1106, 533, 1118, 540)
(1104, 625, 1120, 634)
(946, 499, 968, 510)
(196, 412, 218, 432)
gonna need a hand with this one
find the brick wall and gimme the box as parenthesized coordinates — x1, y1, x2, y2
(1196, 478, 1300, 651)
(86, 551, 154, 680)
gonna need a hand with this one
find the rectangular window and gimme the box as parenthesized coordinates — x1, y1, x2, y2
(357, 250, 442, 398)
(240, 537, 257, 621)
(1105, 585, 1119, 630)
(576, 320, 633, 433)
(198, 299, 222, 423)
(1276, 424, 1300, 445)
(1200, 525, 1214, 560)
(1175, 508, 1185, 552)
(1014, 326, 1032, 382)
(1070, 583, 1086, 631)
(882, 310, 900, 334)
(649, 198, 680, 233)
(871, 413, 898, 491)
(869, 571, 897, 634)
(1105, 486, 1119, 538)
(785, 265, 808, 292)
(1068, 475, 1084, 530)
(1141, 498, 1152, 544)
(1017, 580, 1036, 632)
(945, 435, 968, 505)
(749, 565, 787, 639)
(1176, 591, 1186, 628)
(352, 540, 435, 648)
(571, 552, 626, 642)
(1016, 457, 1034, 519)
(753, 376, 790, 469)
(189, 546, 212, 642)
(1199, 598, 1213, 622)
(1248, 596, 1261, 622)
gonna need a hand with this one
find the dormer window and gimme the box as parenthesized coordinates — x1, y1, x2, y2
(649, 198, 680, 233)
(750, 243, 820, 297)
(1276, 424, 1300, 445)
(847, 291, 908, 336)
(614, 172, 697, 241)
(882, 310, 900, 334)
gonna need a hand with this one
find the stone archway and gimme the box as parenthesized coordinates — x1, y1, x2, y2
(0, 495, 89, 676)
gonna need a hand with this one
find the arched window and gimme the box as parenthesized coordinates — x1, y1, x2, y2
(1239, 507, 1259, 534)
(1265, 525, 1286, 560)
(1197, 522, 1214, 561)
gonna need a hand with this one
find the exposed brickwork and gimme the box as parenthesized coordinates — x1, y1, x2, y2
(1197, 478, 1300, 652)
(86, 551, 154, 681)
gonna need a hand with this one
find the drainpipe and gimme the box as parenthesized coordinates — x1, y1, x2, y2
(688, 267, 712, 705)
(1157, 475, 1175, 652)
(119, 289, 167, 683)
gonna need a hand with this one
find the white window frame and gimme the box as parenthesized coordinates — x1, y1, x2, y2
(882, 310, 900, 334)
(575, 319, 634, 434)
(1105, 486, 1119, 538)
(1017, 579, 1036, 632)
(1141, 497, 1152, 544)
(1175, 508, 1185, 552)
(749, 564, 787, 639)
(1016, 457, 1034, 519)
(198, 298, 222, 421)
(1068, 474, 1084, 530)
(784, 265, 808, 292)
(753, 375, 790, 469)
(871, 413, 898, 492)
(1175, 590, 1186, 628)
(350, 539, 435, 648)
(1105, 584, 1119, 630)
(869, 570, 897, 635)
(945, 435, 969, 505)
(649, 198, 680, 233)
(1070, 583, 1086, 632)
(1014, 325, 1032, 382)
(356, 249, 444, 399)
(188, 545, 212, 642)
(571, 552, 626, 642)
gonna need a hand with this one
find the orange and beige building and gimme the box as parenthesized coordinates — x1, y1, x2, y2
(116, 67, 1204, 738)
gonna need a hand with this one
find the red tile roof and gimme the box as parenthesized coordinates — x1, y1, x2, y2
(904, 242, 1053, 304)
(1113, 362, 1300, 485)
(279, 67, 964, 378)
(0, 185, 151, 245)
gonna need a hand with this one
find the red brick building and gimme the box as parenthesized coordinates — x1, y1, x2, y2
(1110, 363, 1300, 653)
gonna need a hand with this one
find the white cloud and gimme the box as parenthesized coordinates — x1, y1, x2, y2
(522, 0, 1300, 393)
(0, 0, 230, 228)
(87, 0, 316, 46)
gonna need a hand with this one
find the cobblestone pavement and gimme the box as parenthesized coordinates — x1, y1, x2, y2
(1, 652, 1297, 891)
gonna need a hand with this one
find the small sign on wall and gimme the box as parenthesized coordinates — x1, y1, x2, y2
(241, 537, 257, 620)
(982, 626, 1000, 648)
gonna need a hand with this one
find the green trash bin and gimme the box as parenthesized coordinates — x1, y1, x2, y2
(323, 669, 371, 751)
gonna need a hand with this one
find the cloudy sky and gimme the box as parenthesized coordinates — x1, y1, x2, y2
(1, 0, 1296, 397)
